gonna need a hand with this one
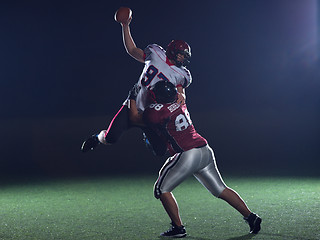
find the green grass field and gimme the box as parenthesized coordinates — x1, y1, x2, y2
(0, 175, 319, 240)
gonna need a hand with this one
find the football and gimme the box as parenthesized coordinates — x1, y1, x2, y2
(114, 7, 132, 24)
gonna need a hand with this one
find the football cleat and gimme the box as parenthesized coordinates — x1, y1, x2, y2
(81, 134, 100, 153)
(160, 222, 187, 238)
(244, 213, 262, 234)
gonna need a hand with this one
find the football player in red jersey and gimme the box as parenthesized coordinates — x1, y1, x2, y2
(142, 81, 262, 238)
(81, 12, 192, 152)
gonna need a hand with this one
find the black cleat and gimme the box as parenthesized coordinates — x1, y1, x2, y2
(160, 222, 187, 238)
(81, 134, 100, 153)
(244, 213, 262, 234)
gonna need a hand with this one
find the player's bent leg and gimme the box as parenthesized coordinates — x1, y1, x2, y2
(159, 193, 187, 238)
(104, 105, 131, 144)
(154, 150, 201, 238)
(159, 192, 184, 228)
(81, 104, 131, 152)
(154, 150, 200, 199)
(102, 84, 140, 145)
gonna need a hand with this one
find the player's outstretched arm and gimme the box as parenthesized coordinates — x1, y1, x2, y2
(120, 18, 144, 63)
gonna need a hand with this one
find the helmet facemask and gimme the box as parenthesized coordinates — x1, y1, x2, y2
(174, 50, 191, 67)
(166, 40, 191, 67)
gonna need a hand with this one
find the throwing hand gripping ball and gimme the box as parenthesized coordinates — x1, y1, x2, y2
(114, 7, 132, 24)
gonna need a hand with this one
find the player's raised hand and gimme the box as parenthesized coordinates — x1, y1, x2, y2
(121, 16, 132, 27)
(114, 7, 132, 26)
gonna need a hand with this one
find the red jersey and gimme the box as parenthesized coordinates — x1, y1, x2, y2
(143, 102, 207, 156)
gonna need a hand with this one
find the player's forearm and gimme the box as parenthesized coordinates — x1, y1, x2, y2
(177, 86, 186, 105)
(128, 99, 145, 127)
(177, 86, 185, 96)
(121, 24, 144, 62)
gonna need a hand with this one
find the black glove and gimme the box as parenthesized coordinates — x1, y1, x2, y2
(127, 83, 141, 101)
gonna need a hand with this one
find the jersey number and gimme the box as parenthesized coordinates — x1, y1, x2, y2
(141, 65, 169, 86)
(175, 113, 191, 131)
(150, 104, 192, 132)
(149, 103, 164, 111)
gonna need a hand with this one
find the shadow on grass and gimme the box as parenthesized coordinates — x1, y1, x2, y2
(225, 234, 254, 240)
(172, 236, 211, 240)
(260, 232, 319, 240)
(227, 232, 319, 240)
(174, 233, 253, 240)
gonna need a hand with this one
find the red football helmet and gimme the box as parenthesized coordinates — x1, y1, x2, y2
(166, 40, 191, 67)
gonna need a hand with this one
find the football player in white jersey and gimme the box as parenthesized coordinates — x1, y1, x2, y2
(81, 13, 192, 152)
(131, 42, 192, 112)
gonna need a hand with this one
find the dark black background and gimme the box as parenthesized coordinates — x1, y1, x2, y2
(1, 0, 319, 178)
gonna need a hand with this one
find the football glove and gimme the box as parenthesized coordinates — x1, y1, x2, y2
(127, 83, 141, 101)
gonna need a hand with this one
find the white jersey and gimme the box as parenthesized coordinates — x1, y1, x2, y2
(134, 44, 192, 112)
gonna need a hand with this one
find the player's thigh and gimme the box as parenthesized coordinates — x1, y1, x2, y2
(194, 148, 227, 197)
(154, 149, 201, 198)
